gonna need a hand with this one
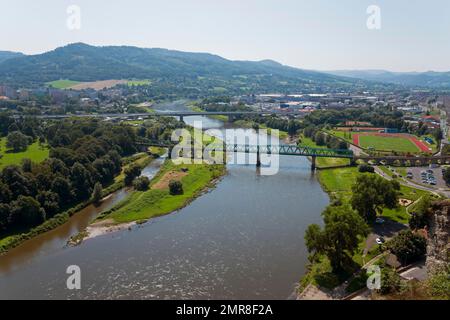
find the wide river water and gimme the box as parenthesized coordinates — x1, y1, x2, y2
(0, 101, 329, 299)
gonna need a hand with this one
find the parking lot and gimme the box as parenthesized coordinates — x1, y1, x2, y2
(407, 166, 447, 189)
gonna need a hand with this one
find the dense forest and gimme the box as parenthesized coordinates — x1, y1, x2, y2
(0, 114, 183, 236)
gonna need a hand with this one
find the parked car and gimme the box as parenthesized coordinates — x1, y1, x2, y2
(375, 217, 385, 224)
(376, 237, 385, 245)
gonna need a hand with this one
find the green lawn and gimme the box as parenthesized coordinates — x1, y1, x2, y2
(358, 135, 419, 153)
(100, 161, 225, 223)
(0, 138, 49, 169)
(46, 79, 81, 89)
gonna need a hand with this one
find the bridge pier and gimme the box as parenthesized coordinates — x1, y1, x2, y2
(311, 156, 316, 171)
(256, 147, 261, 167)
(179, 115, 184, 123)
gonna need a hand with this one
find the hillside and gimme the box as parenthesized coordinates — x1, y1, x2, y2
(328, 69, 450, 88)
(0, 51, 24, 64)
(0, 43, 369, 92)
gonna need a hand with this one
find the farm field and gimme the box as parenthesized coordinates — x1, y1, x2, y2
(47, 79, 150, 90)
(0, 138, 49, 169)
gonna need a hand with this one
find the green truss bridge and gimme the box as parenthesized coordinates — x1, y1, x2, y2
(137, 139, 354, 170)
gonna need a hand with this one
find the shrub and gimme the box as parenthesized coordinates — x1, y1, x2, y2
(169, 180, 183, 195)
(133, 176, 150, 191)
(358, 164, 375, 173)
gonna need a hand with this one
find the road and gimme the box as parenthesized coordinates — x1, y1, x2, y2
(13, 110, 308, 120)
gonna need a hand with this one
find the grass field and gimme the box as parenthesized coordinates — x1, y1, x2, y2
(329, 130, 435, 154)
(317, 166, 433, 224)
(0, 138, 49, 169)
(358, 135, 419, 153)
(99, 161, 225, 223)
(46, 79, 81, 89)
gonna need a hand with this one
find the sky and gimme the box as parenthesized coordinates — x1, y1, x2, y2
(1, 0, 450, 72)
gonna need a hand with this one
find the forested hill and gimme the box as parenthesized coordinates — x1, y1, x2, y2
(0, 43, 370, 91)
(328, 70, 450, 89)
(0, 51, 24, 64)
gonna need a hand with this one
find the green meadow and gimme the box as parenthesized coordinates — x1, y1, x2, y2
(0, 138, 49, 169)
(46, 79, 81, 89)
(98, 161, 225, 224)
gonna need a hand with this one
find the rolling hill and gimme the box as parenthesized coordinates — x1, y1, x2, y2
(0, 51, 24, 64)
(328, 69, 450, 88)
(0, 43, 366, 92)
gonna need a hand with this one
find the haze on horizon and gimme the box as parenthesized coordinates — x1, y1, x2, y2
(2, 0, 450, 73)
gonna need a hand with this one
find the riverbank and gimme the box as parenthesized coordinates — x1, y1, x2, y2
(0, 151, 162, 255)
(76, 159, 226, 242)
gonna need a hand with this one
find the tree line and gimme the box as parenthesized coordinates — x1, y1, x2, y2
(0, 115, 183, 235)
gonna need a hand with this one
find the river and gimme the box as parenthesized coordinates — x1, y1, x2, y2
(0, 101, 329, 299)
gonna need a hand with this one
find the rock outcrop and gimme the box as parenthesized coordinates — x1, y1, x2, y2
(426, 200, 450, 275)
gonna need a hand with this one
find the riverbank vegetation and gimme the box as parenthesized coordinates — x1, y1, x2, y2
(95, 160, 225, 224)
(300, 160, 437, 295)
(0, 113, 185, 254)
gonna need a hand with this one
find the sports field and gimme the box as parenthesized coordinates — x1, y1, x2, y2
(352, 133, 431, 153)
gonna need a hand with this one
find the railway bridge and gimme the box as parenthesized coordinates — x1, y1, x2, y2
(139, 139, 450, 170)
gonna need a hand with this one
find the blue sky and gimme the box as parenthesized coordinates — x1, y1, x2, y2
(2, 0, 450, 71)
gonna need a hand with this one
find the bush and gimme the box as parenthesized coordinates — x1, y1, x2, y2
(358, 164, 375, 173)
(133, 176, 150, 191)
(169, 180, 183, 195)
(124, 164, 142, 186)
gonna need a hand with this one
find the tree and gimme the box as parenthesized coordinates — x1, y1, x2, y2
(169, 180, 183, 195)
(443, 167, 450, 185)
(6, 131, 31, 152)
(70, 162, 93, 201)
(409, 196, 431, 230)
(133, 176, 150, 191)
(36, 191, 60, 218)
(314, 132, 326, 146)
(91, 182, 103, 204)
(358, 164, 375, 173)
(387, 230, 427, 265)
(124, 164, 142, 186)
(378, 265, 403, 295)
(10, 195, 45, 227)
(432, 128, 442, 142)
(304, 205, 369, 271)
(351, 174, 399, 222)
(51, 176, 73, 206)
(0, 203, 10, 231)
